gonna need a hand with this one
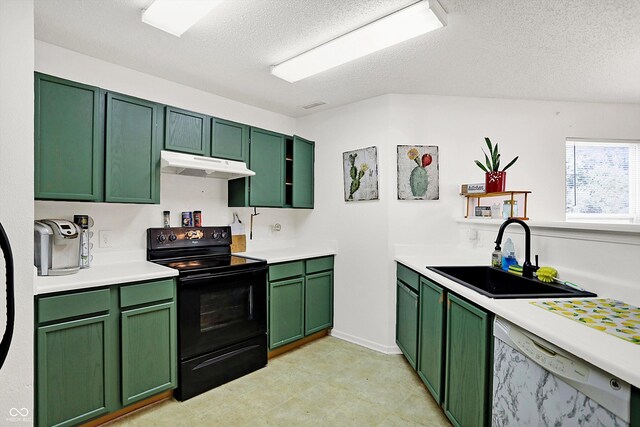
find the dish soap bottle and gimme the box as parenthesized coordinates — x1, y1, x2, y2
(491, 244, 502, 269)
(501, 237, 517, 271)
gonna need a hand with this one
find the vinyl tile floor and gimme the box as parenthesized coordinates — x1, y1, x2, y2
(106, 336, 452, 426)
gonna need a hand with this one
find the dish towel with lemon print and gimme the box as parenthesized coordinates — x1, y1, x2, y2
(530, 299, 640, 344)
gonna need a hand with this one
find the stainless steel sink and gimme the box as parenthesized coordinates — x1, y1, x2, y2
(428, 266, 597, 299)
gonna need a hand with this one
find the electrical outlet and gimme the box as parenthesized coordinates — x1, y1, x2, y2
(99, 230, 113, 248)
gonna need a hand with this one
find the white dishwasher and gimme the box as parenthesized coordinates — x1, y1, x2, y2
(492, 317, 631, 427)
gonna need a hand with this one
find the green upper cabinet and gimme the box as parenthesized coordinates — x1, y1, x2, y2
(211, 118, 249, 162)
(35, 73, 103, 201)
(164, 106, 209, 156)
(292, 136, 314, 208)
(250, 128, 285, 207)
(418, 277, 445, 404)
(105, 92, 160, 204)
(444, 294, 491, 427)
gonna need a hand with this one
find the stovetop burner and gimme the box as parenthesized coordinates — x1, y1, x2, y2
(146, 226, 266, 275)
(155, 254, 265, 275)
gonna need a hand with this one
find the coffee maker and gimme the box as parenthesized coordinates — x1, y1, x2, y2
(34, 219, 81, 276)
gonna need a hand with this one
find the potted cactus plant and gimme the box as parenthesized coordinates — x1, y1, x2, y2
(474, 137, 518, 193)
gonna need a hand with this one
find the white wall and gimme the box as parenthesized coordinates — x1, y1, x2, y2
(34, 41, 310, 258)
(298, 93, 640, 351)
(0, 0, 34, 421)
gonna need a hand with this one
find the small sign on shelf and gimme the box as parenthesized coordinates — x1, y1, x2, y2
(461, 183, 485, 195)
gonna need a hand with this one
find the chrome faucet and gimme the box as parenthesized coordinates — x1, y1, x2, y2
(494, 218, 534, 279)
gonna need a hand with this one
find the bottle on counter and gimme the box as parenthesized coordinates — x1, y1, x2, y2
(182, 212, 193, 227)
(163, 211, 170, 228)
(501, 237, 517, 271)
(491, 245, 502, 269)
(194, 210, 202, 227)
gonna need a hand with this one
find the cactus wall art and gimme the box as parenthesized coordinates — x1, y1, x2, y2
(342, 146, 379, 201)
(397, 145, 439, 200)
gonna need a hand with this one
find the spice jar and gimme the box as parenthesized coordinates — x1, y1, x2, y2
(503, 200, 518, 219)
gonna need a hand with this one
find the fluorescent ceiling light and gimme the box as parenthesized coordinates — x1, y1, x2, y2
(271, 0, 447, 83)
(142, 0, 221, 37)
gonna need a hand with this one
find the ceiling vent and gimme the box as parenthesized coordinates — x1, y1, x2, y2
(302, 101, 327, 110)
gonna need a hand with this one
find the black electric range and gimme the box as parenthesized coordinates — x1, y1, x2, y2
(147, 226, 268, 401)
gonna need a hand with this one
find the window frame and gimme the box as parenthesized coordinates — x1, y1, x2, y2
(565, 137, 639, 224)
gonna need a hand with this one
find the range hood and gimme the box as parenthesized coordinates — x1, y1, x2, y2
(160, 150, 255, 180)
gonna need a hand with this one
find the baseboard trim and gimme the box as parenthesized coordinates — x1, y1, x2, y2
(329, 329, 402, 354)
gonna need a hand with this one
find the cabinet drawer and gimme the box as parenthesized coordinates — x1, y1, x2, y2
(305, 256, 334, 274)
(269, 261, 304, 281)
(397, 263, 419, 292)
(38, 288, 110, 324)
(120, 279, 174, 308)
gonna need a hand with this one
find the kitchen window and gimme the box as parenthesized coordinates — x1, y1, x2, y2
(565, 138, 640, 223)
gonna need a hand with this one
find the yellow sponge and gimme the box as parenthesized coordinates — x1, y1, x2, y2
(536, 266, 557, 283)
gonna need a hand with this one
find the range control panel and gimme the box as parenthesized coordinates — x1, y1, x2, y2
(147, 226, 232, 250)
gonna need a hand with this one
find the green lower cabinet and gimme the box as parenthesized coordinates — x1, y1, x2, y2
(269, 277, 304, 348)
(36, 280, 177, 426)
(305, 271, 333, 335)
(444, 294, 491, 427)
(120, 301, 176, 406)
(417, 277, 445, 403)
(396, 280, 419, 369)
(105, 92, 160, 204)
(37, 314, 112, 427)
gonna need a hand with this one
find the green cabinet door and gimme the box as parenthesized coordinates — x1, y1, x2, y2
(444, 294, 491, 427)
(37, 314, 112, 427)
(417, 277, 445, 403)
(305, 271, 333, 335)
(105, 93, 160, 204)
(269, 277, 304, 349)
(211, 118, 249, 161)
(249, 128, 285, 207)
(164, 106, 209, 155)
(292, 136, 314, 208)
(121, 301, 177, 406)
(35, 73, 103, 201)
(396, 280, 419, 369)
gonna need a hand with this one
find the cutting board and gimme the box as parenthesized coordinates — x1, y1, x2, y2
(230, 213, 246, 253)
(531, 298, 640, 344)
(231, 234, 246, 253)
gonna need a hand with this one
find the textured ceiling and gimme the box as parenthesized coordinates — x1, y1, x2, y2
(34, 0, 640, 117)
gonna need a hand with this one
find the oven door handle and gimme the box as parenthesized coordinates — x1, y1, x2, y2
(179, 269, 265, 284)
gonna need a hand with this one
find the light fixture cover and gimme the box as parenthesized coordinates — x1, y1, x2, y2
(142, 0, 221, 37)
(271, 0, 447, 83)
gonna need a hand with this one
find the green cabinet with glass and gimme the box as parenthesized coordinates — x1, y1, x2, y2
(35, 279, 177, 427)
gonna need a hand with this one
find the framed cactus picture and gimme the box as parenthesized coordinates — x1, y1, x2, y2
(397, 145, 439, 200)
(342, 146, 379, 202)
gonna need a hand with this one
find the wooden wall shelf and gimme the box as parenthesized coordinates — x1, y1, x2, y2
(463, 190, 531, 220)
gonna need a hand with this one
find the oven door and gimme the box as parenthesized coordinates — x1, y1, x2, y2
(179, 267, 267, 360)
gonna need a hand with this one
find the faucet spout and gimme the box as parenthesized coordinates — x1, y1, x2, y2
(494, 218, 534, 279)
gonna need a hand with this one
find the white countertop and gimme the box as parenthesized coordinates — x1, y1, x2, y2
(239, 246, 337, 264)
(396, 253, 640, 389)
(35, 261, 178, 295)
